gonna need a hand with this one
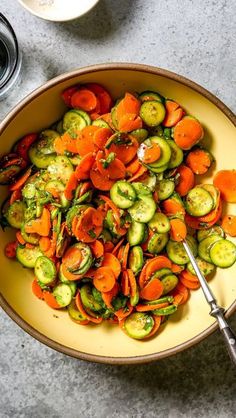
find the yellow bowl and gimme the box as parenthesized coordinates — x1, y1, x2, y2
(0, 63, 236, 364)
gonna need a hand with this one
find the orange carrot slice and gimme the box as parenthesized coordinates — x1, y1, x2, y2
(162, 100, 184, 127)
(175, 165, 195, 196)
(102, 253, 121, 279)
(93, 266, 116, 292)
(213, 170, 236, 203)
(173, 116, 204, 150)
(71, 88, 98, 112)
(32, 279, 44, 300)
(139, 278, 164, 301)
(221, 215, 236, 237)
(169, 218, 187, 241)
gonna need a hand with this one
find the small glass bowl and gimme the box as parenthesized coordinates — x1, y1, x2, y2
(0, 13, 22, 100)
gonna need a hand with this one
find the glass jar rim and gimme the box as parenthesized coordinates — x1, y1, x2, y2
(0, 12, 20, 90)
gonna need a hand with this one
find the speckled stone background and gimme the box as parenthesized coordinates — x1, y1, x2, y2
(0, 1, 236, 417)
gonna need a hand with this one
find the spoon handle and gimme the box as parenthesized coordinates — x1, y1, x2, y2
(220, 325, 236, 366)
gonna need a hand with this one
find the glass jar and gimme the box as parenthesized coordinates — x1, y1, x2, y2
(0, 13, 22, 100)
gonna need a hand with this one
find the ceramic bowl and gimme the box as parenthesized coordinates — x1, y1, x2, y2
(17, 0, 100, 22)
(0, 63, 236, 364)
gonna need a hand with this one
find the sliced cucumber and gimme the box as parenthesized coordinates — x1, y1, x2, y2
(143, 137, 171, 168)
(80, 285, 103, 311)
(152, 304, 177, 316)
(198, 235, 223, 263)
(166, 240, 190, 265)
(63, 110, 88, 132)
(130, 128, 149, 143)
(21, 224, 39, 245)
(185, 235, 198, 257)
(47, 156, 73, 185)
(166, 139, 183, 169)
(5, 201, 26, 229)
(197, 225, 225, 242)
(147, 232, 169, 254)
(128, 246, 144, 275)
(209, 239, 236, 268)
(187, 257, 216, 276)
(38, 130, 60, 154)
(127, 221, 146, 246)
(199, 184, 219, 209)
(161, 274, 178, 294)
(130, 289, 140, 307)
(22, 183, 37, 200)
(148, 212, 170, 233)
(148, 163, 169, 174)
(65, 204, 88, 233)
(124, 312, 154, 339)
(140, 173, 157, 191)
(0, 165, 22, 185)
(16, 245, 43, 268)
(185, 187, 214, 217)
(140, 100, 166, 127)
(34, 256, 56, 285)
(128, 195, 156, 223)
(110, 181, 136, 209)
(155, 179, 175, 200)
(56, 120, 64, 134)
(74, 109, 91, 126)
(53, 283, 72, 307)
(92, 119, 110, 128)
(67, 243, 93, 275)
(152, 268, 172, 280)
(29, 146, 56, 169)
(139, 90, 163, 102)
(45, 180, 65, 194)
(132, 182, 152, 196)
(68, 299, 88, 323)
(144, 295, 174, 305)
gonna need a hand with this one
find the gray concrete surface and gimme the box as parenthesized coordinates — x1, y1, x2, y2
(0, 0, 236, 417)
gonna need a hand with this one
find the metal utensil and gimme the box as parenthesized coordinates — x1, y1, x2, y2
(183, 239, 236, 365)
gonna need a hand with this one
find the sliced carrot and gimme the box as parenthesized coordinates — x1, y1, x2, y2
(197, 197, 221, 222)
(118, 114, 143, 132)
(79, 181, 92, 197)
(93, 127, 113, 149)
(25, 208, 51, 237)
(140, 229, 154, 252)
(90, 240, 104, 259)
(174, 116, 204, 150)
(32, 279, 44, 300)
(213, 170, 236, 203)
(104, 241, 114, 253)
(142, 315, 162, 339)
(44, 291, 61, 309)
(76, 126, 99, 156)
(127, 165, 147, 182)
(175, 165, 195, 196)
(186, 148, 212, 175)
(127, 269, 137, 298)
(85, 83, 113, 114)
(180, 269, 199, 283)
(39, 236, 51, 252)
(64, 172, 78, 200)
(169, 218, 187, 241)
(141, 143, 161, 164)
(71, 88, 98, 112)
(179, 276, 200, 290)
(53, 136, 66, 155)
(99, 194, 120, 225)
(116, 92, 141, 121)
(25, 243, 34, 249)
(143, 255, 172, 284)
(102, 253, 121, 279)
(61, 86, 78, 107)
(9, 167, 32, 191)
(76, 291, 102, 324)
(172, 293, 184, 306)
(75, 152, 95, 180)
(171, 263, 185, 274)
(16, 133, 38, 162)
(112, 238, 125, 256)
(185, 199, 222, 229)
(72, 208, 103, 243)
(96, 153, 126, 180)
(107, 134, 139, 165)
(121, 270, 130, 296)
(122, 242, 130, 270)
(100, 113, 115, 130)
(116, 303, 133, 320)
(60, 263, 82, 281)
(139, 278, 164, 301)
(90, 162, 115, 191)
(16, 230, 26, 245)
(61, 131, 78, 154)
(162, 100, 184, 127)
(9, 189, 22, 205)
(4, 241, 17, 258)
(221, 215, 236, 237)
(93, 266, 116, 292)
(162, 197, 186, 217)
(136, 302, 169, 312)
(170, 282, 189, 305)
(126, 157, 141, 176)
(101, 282, 119, 309)
(62, 246, 82, 270)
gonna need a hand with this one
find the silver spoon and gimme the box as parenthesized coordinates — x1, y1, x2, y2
(183, 239, 236, 366)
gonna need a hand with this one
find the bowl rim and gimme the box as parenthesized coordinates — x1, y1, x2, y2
(17, 0, 100, 22)
(0, 62, 236, 364)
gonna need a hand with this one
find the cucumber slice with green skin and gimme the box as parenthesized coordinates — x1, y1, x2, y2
(128, 246, 144, 275)
(147, 232, 169, 254)
(185, 235, 198, 257)
(161, 274, 178, 295)
(45, 180, 65, 194)
(140, 100, 166, 127)
(47, 156, 74, 185)
(143, 137, 171, 168)
(139, 90, 164, 103)
(187, 257, 216, 276)
(63, 110, 87, 132)
(56, 120, 64, 134)
(110, 181, 136, 209)
(80, 285, 103, 311)
(130, 128, 149, 143)
(132, 182, 152, 196)
(0, 165, 22, 185)
(152, 304, 177, 316)
(74, 109, 91, 126)
(100, 229, 113, 243)
(53, 283, 72, 308)
(124, 312, 154, 339)
(38, 130, 60, 155)
(198, 184, 219, 209)
(92, 119, 110, 128)
(147, 163, 169, 174)
(140, 173, 157, 191)
(69, 155, 82, 166)
(130, 289, 140, 307)
(16, 245, 43, 268)
(29, 146, 56, 169)
(34, 256, 56, 285)
(127, 221, 146, 246)
(21, 224, 39, 245)
(151, 267, 173, 280)
(209, 239, 236, 268)
(65, 205, 88, 233)
(144, 295, 174, 305)
(5, 201, 26, 229)
(166, 139, 183, 169)
(68, 243, 93, 274)
(198, 235, 223, 263)
(22, 183, 37, 200)
(67, 299, 88, 323)
(166, 240, 190, 265)
(185, 187, 214, 217)
(155, 179, 175, 200)
(148, 212, 170, 233)
(197, 225, 225, 242)
(128, 195, 156, 223)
